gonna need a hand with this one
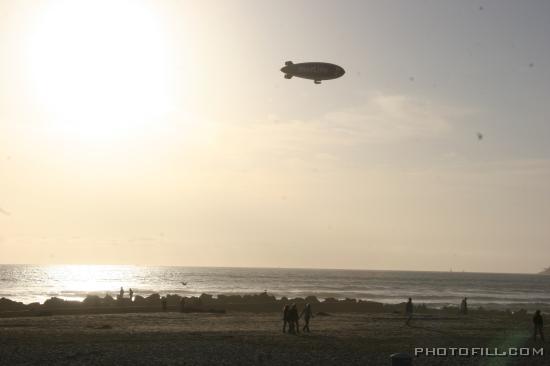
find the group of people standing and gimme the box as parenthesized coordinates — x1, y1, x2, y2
(282, 303, 313, 334)
(119, 287, 133, 301)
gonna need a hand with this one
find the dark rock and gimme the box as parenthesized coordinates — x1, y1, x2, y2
(305, 296, 320, 304)
(199, 293, 213, 304)
(43, 297, 66, 308)
(27, 302, 41, 310)
(103, 295, 115, 306)
(186, 296, 202, 307)
(83, 295, 102, 307)
(145, 293, 161, 307)
(166, 294, 182, 307)
(0, 297, 25, 311)
(133, 295, 146, 306)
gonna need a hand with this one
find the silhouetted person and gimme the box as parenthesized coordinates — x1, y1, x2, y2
(119, 287, 124, 299)
(282, 305, 290, 333)
(533, 310, 544, 341)
(161, 296, 167, 312)
(300, 303, 313, 332)
(288, 304, 300, 334)
(460, 297, 468, 315)
(129, 288, 134, 301)
(405, 298, 413, 325)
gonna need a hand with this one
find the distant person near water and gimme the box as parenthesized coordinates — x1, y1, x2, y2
(129, 288, 134, 301)
(405, 298, 413, 325)
(119, 287, 124, 299)
(533, 310, 544, 341)
(460, 297, 468, 315)
(161, 296, 168, 312)
(300, 303, 313, 332)
(282, 305, 290, 333)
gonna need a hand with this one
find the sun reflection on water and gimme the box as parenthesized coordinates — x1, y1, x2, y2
(42, 265, 140, 301)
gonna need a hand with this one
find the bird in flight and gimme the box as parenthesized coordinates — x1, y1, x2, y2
(181, 282, 188, 286)
(477, 132, 483, 141)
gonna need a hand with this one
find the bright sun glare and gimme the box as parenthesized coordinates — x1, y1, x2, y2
(25, 0, 173, 143)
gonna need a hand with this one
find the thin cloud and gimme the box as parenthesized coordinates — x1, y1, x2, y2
(234, 93, 462, 155)
(205, 93, 466, 174)
(320, 93, 455, 143)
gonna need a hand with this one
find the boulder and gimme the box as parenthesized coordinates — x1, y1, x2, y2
(166, 294, 182, 307)
(132, 295, 146, 306)
(199, 293, 213, 304)
(103, 294, 115, 307)
(43, 297, 66, 308)
(0, 297, 26, 311)
(145, 293, 161, 307)
(83, 295, 102, 307)
(304, 296, 320, 304)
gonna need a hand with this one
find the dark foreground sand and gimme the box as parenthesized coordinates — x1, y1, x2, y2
(0, 311, 547, 365)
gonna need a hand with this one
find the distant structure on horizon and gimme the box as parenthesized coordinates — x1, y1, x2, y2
(539, 267, 550, 275)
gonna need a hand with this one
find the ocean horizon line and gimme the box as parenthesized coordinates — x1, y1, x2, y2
(0, 263, 541, 276)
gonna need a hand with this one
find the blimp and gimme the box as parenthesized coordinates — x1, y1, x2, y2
(280, 61, 345, 84)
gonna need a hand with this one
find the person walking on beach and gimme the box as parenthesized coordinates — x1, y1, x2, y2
(282, 305, 290, 333)
(405, 298, 413, 325)
(129, 288, 134, 301)
(460, 297, 468, 315)
(300, 303, 313, 333)
(288, 304, 300, 334)
(533, 310, 544, 341)
(119, 287, 124, 299)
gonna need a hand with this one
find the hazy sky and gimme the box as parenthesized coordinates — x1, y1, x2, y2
(1, 0, 550, 273)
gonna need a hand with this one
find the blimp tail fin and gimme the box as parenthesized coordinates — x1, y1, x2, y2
(284, 74, 293, 79)
(285, 61, 293, 66)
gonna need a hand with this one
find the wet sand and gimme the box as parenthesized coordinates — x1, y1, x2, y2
(0, 311, 547, 365)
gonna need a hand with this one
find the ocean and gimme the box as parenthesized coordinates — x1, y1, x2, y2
(1, 265, 550, 310)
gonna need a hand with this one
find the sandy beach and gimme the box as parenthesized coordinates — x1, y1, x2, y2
(1, 310, 547, 365)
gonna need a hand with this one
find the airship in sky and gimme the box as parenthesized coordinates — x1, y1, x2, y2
(280, 61, 345, 84)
